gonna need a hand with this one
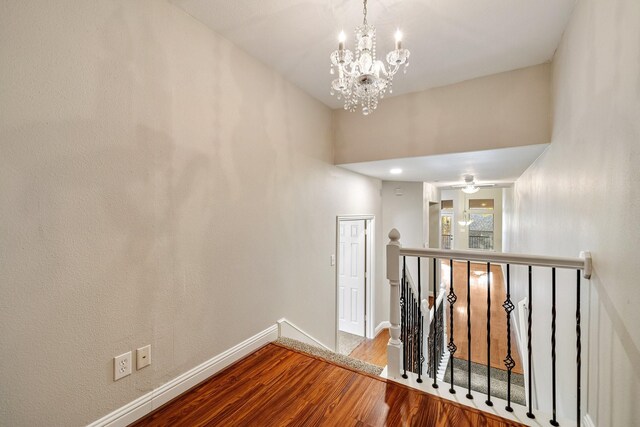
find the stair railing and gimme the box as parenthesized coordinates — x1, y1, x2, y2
(399, 260, 427, 381)
(387, 228, 591, 427)
(398, 260, 446, 382)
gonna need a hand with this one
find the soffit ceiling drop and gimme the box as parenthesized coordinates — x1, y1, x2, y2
(338, 144, 549, 186)
(170, 0, 575, 109)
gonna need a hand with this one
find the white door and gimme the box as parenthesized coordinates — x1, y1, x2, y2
(338, 219, 366, 336)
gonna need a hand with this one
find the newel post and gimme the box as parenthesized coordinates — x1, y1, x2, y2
(387, 228, 403, 379)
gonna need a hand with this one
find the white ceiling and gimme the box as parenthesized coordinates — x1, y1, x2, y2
(170, 0, 575, 108)
(338, 144, 549, 186)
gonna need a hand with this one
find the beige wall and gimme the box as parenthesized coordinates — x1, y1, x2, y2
(380, 181, 424, 320)
(508, 0, 640, 424)
(0, 1, 382, 425)
(334, 64, 552, 164)
(380, 182, 440, 313)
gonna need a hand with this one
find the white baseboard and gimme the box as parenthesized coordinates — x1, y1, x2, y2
(374, 321, 390, 336)
(583, 414, 596, 427)
(277, 318, 332, 351)
(88, 325, 278, 427)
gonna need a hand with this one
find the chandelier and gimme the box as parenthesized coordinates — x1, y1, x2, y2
(330, 0, 410, 115)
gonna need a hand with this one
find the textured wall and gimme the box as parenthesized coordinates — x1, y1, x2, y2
(508, 0, 640, 424)
(0, 1, 382, 425)
(381, 181, 425, 308)
(334, 64, 552, 164)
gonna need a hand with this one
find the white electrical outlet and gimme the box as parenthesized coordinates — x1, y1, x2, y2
(114, 351, 132, 381)
(136, 345, 151, 370)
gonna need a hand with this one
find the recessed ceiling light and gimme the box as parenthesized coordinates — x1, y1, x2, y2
(390, 168, 402, 174)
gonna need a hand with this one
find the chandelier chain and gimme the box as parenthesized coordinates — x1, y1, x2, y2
(363, 0, 368, 25)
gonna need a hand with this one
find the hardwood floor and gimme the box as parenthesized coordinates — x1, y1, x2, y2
(131, 344, 524, 427)
(348, 328, 389, 367)
(443, 261, 524, 375)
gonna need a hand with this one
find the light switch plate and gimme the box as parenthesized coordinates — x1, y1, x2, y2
(136, 345, 151, 370)
(330, 254, 336, 266)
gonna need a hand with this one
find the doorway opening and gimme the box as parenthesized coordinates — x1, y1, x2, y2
(335, 216, 374, 359)
(440, 200, 453, 249)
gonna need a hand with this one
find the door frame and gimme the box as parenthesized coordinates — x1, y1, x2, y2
(335, 215, 375, 351)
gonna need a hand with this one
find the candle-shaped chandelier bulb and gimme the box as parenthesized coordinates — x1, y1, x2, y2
(395, 29, 403, 50)
(329, 0, 410, 115)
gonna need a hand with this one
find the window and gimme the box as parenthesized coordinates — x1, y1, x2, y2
(441, 214, 453, 249)
(468, 213, 494, 250)
(469, 199, 494, 209)
(441, 200, 453, 210)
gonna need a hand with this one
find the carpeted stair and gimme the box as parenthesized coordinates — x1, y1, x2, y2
(442, 357, 526, 405)
(337, 331, 365, 356)
(274, 337, 384, 377)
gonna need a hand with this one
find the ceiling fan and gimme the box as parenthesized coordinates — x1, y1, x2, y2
(451, 175, 494, 194)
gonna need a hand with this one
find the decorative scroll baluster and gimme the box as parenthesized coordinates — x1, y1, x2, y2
(486, 262, 493, 406)
(447, 258, 457, 394)
(401, 257, 407, 379)
(576, 270, 582, 427)
(432, 257, 439, 389)
(550, 268, 559, 426)
(503, 264, 515, 412)
(466, 261, 473, 400)
(417, 259, 423, 383)
(526, 265, 535, 419)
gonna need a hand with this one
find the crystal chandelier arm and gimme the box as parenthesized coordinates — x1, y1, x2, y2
(386, 48, 410, 66)
(375, 60, 398, 78)
(388, 63, 400, 77)
(341, 62, 358, 78)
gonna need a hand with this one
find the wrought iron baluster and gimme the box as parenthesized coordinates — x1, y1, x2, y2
(420, 309, 425, 380)
(401, 257, 407, 379)
(503, 264, 515, 412)
(576, 270, 581, 427)
(550, 268, 559, 426)
(466, 260, 473, 399)
(526, 266, 535, 419)
(411, 298, 420, 374)
(485, 262, 493, 406)
(447, 258, 457, 394)
(409, 290, 414, 374)
(432, 257, 439, 388)
(416, 296, 419, 375)
(417, 258, 423, 383)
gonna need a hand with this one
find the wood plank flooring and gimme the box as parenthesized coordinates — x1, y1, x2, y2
(131, 344, 524, 427)
(443, 261, 524, 375)
(348, 329, 389, 367)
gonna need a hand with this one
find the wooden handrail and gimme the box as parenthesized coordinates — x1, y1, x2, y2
(398, 246, 591, 279)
